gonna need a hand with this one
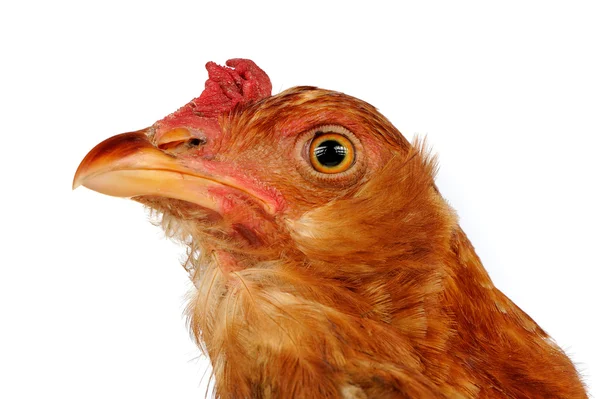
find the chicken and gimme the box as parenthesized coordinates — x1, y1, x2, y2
(73, 59, 587, 398)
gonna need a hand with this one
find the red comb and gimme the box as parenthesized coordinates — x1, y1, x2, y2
(154, 59, 272, 135)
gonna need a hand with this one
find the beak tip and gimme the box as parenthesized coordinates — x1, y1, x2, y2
(73, 167, 85, 190)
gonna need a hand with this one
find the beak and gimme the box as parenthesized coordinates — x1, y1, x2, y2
(73, 128, 226, 212)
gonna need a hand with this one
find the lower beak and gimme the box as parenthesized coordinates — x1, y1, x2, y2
(73, 129, 224, 212)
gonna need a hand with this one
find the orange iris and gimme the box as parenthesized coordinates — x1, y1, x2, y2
(309, 133, 355, 174)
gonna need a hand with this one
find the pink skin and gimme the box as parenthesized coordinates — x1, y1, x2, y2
(153, 59, 272, 144)
(177, 155, 287, 215)
(148, 59, 285, 224)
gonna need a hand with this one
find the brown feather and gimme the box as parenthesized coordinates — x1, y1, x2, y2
(77, 76, 586, 397)
(145, 87, 586, 397)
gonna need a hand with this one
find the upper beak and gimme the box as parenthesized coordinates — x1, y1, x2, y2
(73, 128, 225, 212)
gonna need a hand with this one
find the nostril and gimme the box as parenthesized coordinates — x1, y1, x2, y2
(188, 137, 206, 147)
(155, 128, 207, 154)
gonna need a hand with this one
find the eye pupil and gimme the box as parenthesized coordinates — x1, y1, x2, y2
(314, 139, 347, 167)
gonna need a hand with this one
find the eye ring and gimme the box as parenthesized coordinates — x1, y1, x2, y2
(309, 132, 355, 174)
(294, 125, 366, 188)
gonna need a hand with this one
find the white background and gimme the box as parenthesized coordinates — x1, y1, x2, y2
(1, 1, 598, 398)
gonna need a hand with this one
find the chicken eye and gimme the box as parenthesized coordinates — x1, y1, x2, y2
(295, 125, 365, 187)
(309, 133, 355, 174)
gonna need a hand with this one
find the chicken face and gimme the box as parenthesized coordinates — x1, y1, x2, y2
(74, 74, 421, 272)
